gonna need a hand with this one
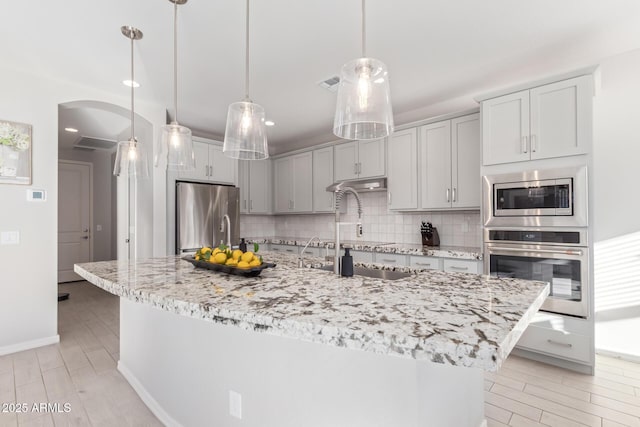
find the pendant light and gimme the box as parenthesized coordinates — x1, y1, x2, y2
(160, 0, 195, 171)
(114, 26, 149, 178)
(333, 0, 394, 140)
(223, 0, 269, 160)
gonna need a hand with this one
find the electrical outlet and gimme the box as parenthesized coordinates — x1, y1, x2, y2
(229, 390, 242, 419)
(0, 231, 20, 245)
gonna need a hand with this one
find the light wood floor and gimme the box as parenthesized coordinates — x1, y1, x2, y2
(0, 282, 639, 427)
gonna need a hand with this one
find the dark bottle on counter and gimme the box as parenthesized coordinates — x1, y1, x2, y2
(239, 238, 247, 252)
(341, 247, 353, 277)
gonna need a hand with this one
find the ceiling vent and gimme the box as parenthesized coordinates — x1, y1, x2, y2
(318, 76, 340, 92)
(74, 136, 118, 151)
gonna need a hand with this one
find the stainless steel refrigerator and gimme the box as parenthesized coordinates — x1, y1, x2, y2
(176, 182, 240, 253)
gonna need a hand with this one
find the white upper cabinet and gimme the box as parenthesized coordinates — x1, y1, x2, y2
(420, 114, 480, 210)
(176, 139, 236, 185)
(482, 75, 592, 165)
(312, 147, 335, 212)
(239, 159, 271, 214)
(274, 153, 312, 213)
(334, 139, 386, 181)
(387, 129, 418, 210)
(451, 114, 480, 208)
(420, 121, 452, 209)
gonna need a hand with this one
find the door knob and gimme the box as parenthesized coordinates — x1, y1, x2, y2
(83, 229, 89, 233)
(82, 236, 89, 240)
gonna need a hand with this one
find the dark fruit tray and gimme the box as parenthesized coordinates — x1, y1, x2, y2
(182, 256, 276, 277)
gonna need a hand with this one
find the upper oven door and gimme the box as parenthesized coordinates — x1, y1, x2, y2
(483, 166, 588, 228)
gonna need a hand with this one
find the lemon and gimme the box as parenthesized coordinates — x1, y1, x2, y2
(249, 259, 261, 267)
(232, 249, 243, 260)
(241, 252, 254, 263)
(237, 261, 250, 269)
(212, 248, 221, 255)
(195, 255, 201, 261)
(201, 247, 212, 253)
(213, 253, 228, 264)
(225, 258, 238, 266)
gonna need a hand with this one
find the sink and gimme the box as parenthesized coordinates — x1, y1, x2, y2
(314, 264, 412, 281)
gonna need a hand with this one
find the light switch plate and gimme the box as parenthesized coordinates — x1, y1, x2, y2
(0, 231, 20, 245)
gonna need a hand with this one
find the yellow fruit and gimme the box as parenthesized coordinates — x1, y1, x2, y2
(249, 259, 261, 267)
(195, 255, 201, 261)
(237, 261, 250, 269)
(225, 258, 238, 266)
(241, 252, 254, 263)
(213, 253, 228, 264)
(232, 249, 243, 260)
(201, 247, 212, 253)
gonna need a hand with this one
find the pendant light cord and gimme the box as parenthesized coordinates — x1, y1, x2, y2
(361, 0, 366, 57)
(130, 35, 135, 143)
(245, 0, 250, 100)
(173, 0, 179, 124)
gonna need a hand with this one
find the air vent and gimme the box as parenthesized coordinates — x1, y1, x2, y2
(317, 76, 340, 92)
(74, 136, 118, 151)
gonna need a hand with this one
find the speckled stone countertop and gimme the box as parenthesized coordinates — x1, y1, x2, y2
(248, 237, 482, 260)
(75, 251, 548, 371)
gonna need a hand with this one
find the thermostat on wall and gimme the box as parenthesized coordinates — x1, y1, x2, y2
(27, 189, 46, 202)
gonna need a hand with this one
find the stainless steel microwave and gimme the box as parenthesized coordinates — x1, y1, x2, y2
(483, 166, 588, 228)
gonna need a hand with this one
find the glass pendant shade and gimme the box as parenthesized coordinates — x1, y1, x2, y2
(223, 101, 268, 160)
(333, 57, 394, 140)
(113, 138, 149, 178)
(161, 123, 195, 170)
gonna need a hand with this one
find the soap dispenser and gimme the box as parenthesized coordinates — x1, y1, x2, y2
(239, 238, 247, 252)
(341, 247, 354, 277)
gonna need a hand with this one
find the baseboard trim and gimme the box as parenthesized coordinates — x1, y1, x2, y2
(0, 335, 60, 356)
(596, 348, 640, 364)
(118, 361, 182, 427)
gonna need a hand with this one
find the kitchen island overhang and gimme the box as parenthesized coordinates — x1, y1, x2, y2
(75, 252, 549, 427)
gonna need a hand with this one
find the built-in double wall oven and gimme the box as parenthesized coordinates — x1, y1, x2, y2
(483, 166, 590, 318)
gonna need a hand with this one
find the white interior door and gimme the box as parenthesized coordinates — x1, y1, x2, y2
(58, 161, 92, 282)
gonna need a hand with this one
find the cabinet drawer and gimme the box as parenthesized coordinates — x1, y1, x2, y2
(352, 250, 373, 264)
(375, 253, 407, 266)
(409, 256, 443, 271)
(299, 246, 321, 257)
(270, 244, 297, 254)
(443, 259, 480, 274)
(517, 324, 591, 364)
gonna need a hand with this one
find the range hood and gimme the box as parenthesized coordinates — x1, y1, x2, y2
(326, 177, 387, 192)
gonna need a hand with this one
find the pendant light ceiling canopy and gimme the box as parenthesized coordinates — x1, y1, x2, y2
(113, 26, 149, 178)
(160, 0, 195, 171)
(333, 0, 394, 140)
(223, 0, 269, 160)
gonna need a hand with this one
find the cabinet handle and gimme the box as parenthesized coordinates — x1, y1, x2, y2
(354, 163, 358, 175)
(450, 265, 469, 271)
(547, 339, 572, 348)
(250, 200, 253, 210)
(452, 187, 457, 203)
(358, 163, 362, 174)
(531, 134, 537, 153)
(415, 262, 432, 266)
(446, 189, 450, 203)
(205, 165, 209, 176)
(381, 258, 397, 263)
(285, 248, 295, 253)
(388, 192, 392, 205)
(522, 136, 528, 154)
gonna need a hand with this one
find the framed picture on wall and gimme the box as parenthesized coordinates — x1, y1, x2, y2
(0, 119, 32, 185)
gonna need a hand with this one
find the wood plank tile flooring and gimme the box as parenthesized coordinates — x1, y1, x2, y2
(0, 281, 638, 426)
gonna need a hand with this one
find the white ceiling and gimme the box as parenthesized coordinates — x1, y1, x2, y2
(5, 0, 640, 155)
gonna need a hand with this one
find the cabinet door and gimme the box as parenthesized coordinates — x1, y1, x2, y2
(248, 160, 270, 214)
(482, 90, 530, 165)
(177, 140, 210, 181)
(530, 75, 591, 160)
(387, 129, 418, 210)
(291, 152, 313, 212)
(238, 160, 249, 213)
(209, 144, 236, 184)
(451, 114, 480, 209)
(334, 141, 358, 181)
(274, 157, 292, 213)
(420, 121, 452, 209)
(358, 138, 386, 178)
(312, 147, 335, 212)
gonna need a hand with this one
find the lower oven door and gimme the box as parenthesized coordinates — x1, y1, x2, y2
(484, 243, 589, 318)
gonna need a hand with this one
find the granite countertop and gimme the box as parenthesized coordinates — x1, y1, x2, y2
(75, 251, 548, 372)
(248, 237, 482, 260)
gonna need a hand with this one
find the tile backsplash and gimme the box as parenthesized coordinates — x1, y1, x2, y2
(240, 192, 482, 247)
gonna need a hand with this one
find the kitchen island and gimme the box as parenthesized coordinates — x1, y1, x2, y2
(75, 251, 548, 427)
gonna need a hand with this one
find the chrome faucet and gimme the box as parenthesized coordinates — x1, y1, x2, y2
(298, 236, 321, 268)
(220, 214, 231, 247)
(333, 186, 363, 275)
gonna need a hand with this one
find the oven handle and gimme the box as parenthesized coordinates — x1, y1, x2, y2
(488, 246, 583, 256)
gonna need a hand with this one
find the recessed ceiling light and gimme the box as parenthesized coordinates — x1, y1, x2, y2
(122, 80, 140, 88)
(265, 120, 275, 127)
(65, 127, 79, 133)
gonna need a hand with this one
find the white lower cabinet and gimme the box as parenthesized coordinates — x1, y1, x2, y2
(409, 256, 443, 271)
(270, 244, 298, 255)
(443, 259, 480, 274)
(351, 250, 373, 264)
(375, 253, 407, 266)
